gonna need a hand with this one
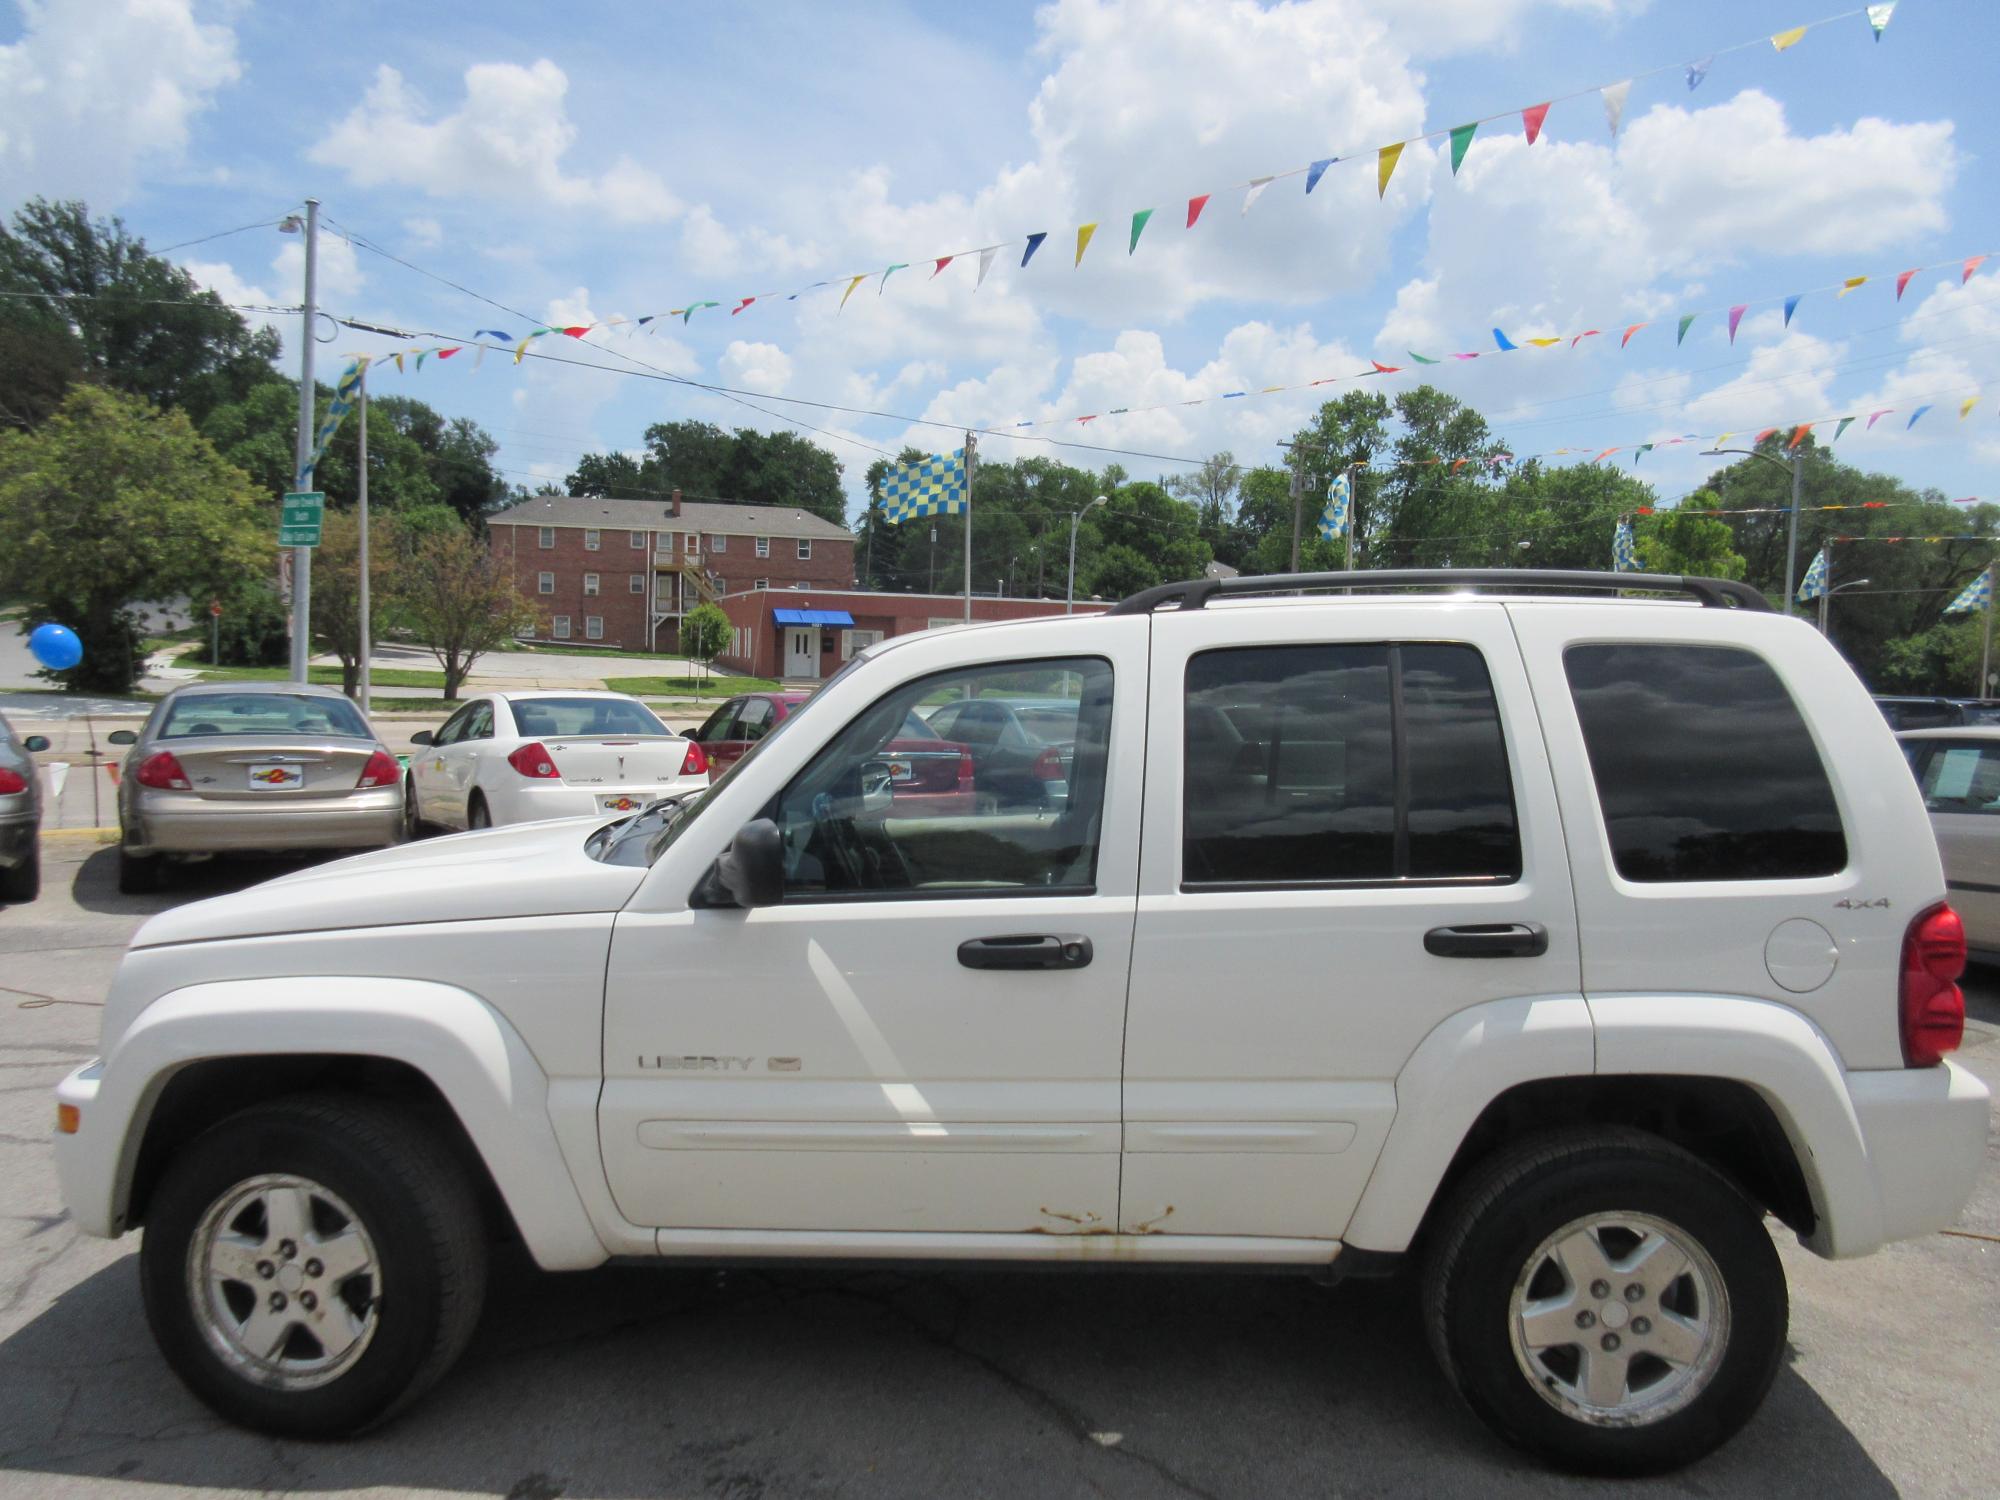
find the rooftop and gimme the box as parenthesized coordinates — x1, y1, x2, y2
(489, 494, 853, 542)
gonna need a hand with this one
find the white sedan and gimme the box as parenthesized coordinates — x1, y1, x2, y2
(405, 691, 709, 834)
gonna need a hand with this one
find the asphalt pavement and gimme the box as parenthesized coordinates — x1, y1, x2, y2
(1, 840, 1995, 1499)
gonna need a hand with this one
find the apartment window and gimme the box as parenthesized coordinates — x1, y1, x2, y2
(629, 574, 645, 594)
(755, 578, 769, 591)
(537, 572, 554, 595)
(684, 533, 699, 556)
(755, 536, 770, 558)
(584, 529, 601, 551)
(1565, 643, 1845, 882)
(630, 530, 647, 549)
(585, 616, 604, 640)
(584, 573, 600, 596)
(797, 538, 813, 561)
(790, 581, 806, 590)
(553, 615, 571, 639)
(714, 577, 727, 595)
(538, 527, 555, 549)
(841, 629, 885, 661)
(711, 534, 727, 553)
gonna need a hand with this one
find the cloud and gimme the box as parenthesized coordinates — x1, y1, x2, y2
(719, 340, 794, 394)
(404, 216, 443, 250)
(0, 0, 241, 204)
(310, 60, 681, 224)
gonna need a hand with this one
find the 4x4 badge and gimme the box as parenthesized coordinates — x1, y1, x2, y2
(1834, 898, 1890, 910)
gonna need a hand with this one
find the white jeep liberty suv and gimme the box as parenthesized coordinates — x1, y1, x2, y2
(52, 568, 1989, 1475)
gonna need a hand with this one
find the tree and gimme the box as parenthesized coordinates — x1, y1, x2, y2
(565, 420, 847, 524)
(309, 509, 398, 697)
(0, 198, 280, 423)
(391, 526, 537, 699)
(1164, 451, 1239, 556)
(0, 386, 267, 693)
(681, 602, 732, 680)
(1636, 496, 1746, 579)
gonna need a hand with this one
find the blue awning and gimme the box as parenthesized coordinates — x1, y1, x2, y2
(772, 608, 854, 627)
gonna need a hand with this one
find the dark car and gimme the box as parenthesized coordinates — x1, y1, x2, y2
(0, 712, 52, 902)
(922, 696, 1080, 809)
(690, 692, 974, 812)
(1874, 696, 1970, 731)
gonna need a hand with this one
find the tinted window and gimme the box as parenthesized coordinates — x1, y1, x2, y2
(737, 698, 776, 741)
(770, 658, 1112, 899)
(509, 697, 667, 737)
(1911, 741, 2000, 814)
(1566, 644, 1845, 881)
(1182, 643, 1518, 887)
(694, 700, 742, 744)
(160, 693, 372, 740)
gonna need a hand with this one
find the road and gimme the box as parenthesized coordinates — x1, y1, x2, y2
(1, 841, 1995, 1499)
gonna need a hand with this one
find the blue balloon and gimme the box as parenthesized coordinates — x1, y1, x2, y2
(28, 622, 83, 671)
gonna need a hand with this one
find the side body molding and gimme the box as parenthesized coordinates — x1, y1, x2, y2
(67, 977, 611, 1270)
(1342, 996, 1594, 1253)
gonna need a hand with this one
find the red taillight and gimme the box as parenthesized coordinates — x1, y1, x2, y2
(956, 749, 974, 794)
(1031, 746, 1065, 780)
(0, 767, 26, 795)
(135, 751, 191, 790)
(1900, 902, 1966, 1067)
(506, 741, 560, 779)
(680, 739, 709, 777)
(356, 749, 400, 789)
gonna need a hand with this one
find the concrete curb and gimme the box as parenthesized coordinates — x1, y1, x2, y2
(40, 827, 118, 841)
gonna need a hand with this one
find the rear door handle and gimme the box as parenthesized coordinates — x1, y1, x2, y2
(1424, 922, 1548, 959)
(957, 934, 1094, 971)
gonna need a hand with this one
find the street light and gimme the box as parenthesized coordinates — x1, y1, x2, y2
(1819, 576, 1871, 635)
(1701, 444, 1811, 615)
(1068, 494, 1109, 614)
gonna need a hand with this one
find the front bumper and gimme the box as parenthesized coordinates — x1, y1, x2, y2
(490, 777, 707, 825)
(128, 788, 403, 855)
(53, 1061, 115, 1238)
(1841, 1058, 1991, 1252)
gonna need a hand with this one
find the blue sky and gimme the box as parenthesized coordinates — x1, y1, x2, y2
(4, 0, 1997, 520)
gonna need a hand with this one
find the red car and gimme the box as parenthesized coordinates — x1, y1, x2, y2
(689, 692, 976, 812)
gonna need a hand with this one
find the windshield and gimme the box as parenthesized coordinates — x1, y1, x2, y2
(158, 693, 372, 739)
(510, 696, 668, 737)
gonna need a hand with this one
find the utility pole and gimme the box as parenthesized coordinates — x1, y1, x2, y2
(357, 361, 371, 714)
(1784, 447, 1805, 618)
(1984, 562, 1996, 698)
(1068, 495, 1108, 613)
(928, 526, 937, 594)
(1287, 459, 1304, 573)
(962, 432, 976, 621)
(288, 199, 320, 683)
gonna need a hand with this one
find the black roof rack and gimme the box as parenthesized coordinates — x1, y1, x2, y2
(1107, 568, 1773, 616)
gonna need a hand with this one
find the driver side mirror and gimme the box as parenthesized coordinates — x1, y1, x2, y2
(107, 730, 137, 746)
(410, 730, 434, 746)
(694, 817, 785, 909)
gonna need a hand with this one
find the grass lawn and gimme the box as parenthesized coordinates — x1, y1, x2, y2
(604, 674, 779, 698)
(513, 642, 707, 664)
(175, 650, 448, 691)
(369, 697, 464, 715)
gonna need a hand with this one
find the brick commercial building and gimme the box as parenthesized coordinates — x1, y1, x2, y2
(487, 492, 857, 652)
(711, 588, 1108, 681)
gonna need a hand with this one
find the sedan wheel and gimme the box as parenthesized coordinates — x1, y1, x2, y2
(401, 778, 426, 840)
(466, 795, 491, 830)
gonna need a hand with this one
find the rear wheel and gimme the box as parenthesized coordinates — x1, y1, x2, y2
(466, 793, 491, 830)
(401, 777, 430, 840)
(0, 844, 38, 902)
(140, 1095, 487, 1437)
(1422, 1129, 1786, 1476)
(117, 844, 163, 894)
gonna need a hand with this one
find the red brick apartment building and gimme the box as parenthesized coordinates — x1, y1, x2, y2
(487, 492, 857, 652)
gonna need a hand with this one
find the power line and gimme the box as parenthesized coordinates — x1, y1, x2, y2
(152, 214, 296, 256)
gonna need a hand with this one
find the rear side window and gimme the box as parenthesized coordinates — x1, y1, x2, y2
(1909, 740, 2000, 814)
(1182, 642, 1519, 887)
(1564, 643, 1846, 881)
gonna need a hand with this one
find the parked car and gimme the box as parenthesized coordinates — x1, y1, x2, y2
(922, 694, 1080, 807)
(1898, 725, 2000, 958)
(53, 568, 1987, 1475)
(406, 691, 708, 834)
(107, 683, 404, 893)
(0, 712, 51, 902)
(692, 690, 974, 812)
(1875, 695, 1971, 730)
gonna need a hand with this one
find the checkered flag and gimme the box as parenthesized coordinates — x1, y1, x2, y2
(1317, 470, 1351, 541)
(1612, 517, 1639, 573)
(1944, 567, 1992, 615)
(1795, 548, 1830, 603)
(879, 449, 967, 524)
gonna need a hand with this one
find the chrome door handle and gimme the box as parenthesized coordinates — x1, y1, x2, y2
(957, 934, 1093, 971)
(1424, 922, 1548, 958)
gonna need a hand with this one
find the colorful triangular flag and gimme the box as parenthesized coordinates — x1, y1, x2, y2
(1621, 323, 1648, 349)
(975, 247, 998, 289)
(1493, 328, 1517, 351)
(1408, 350, 1439, 364)
(879, 264, 908, 293)
(1128, 209, 1152, 254)
(1783, 293, 1803, 326)
(1966, 255, 1989, 285)
(1378, 142, 1404, 198)
(1074, 224, 1097, 266)
(1242, 177, 1273, 215)
(1022, 232, 1047, 267)
(1522, 102, 1551, 144)
(1771, 26, 1807, 52)
(1186, 194, 1209, 228)
(1788, 424, 1812, 448)
(1613, 517, 1639, 571)
(929, 257, 952, 278)
(1962, 397, 1979, 420)
(1867, 3, 1897, 41)
(1896, 268, 1919, 300)
(1305, 158, 1334, 194)
(1449, 124, 1476, 175)
(1677, 313, 1697, 345)
(1908, 405, 1933, 429)
(840, 275, 866, 310)
(1867, 410, 1893, 429)
(1687, 55, 1713, 90)
(1838, 277, 1867, 298)
(1943, 567, 1991, 615)
(1728, 304, 1748, 343)
(1834, 417, 1856, 442)
(1797, 547, 1830, 602)
(1602, 80, 1632, 137)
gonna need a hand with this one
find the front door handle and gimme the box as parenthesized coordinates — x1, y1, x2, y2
(1424, 922, 1548, 959)
(958, 934, 1094, 971)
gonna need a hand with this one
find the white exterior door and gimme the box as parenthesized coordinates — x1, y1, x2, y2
(598, 623, 1151, 1236)
(784, 627, 818, 679)
(1122, 601, 1580, 1241)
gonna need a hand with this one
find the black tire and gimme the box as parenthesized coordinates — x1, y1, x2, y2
(140, 1094, 488, 1437)
(1421, 1128, 1786, 1476)
(117, 844, 163, 894)
(466, 793, 491, 830)
(402, 777, 430, 840)
(0, 843, 38, 902)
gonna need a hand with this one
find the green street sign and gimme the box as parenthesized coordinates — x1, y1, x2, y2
(279, 490, 324, 547)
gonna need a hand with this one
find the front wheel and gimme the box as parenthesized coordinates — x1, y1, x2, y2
(140, 1095, 487, 1437)
(0, 844, 38, 902)
(1422, 1128, 1786, 1476)
(465, 793, 491, 830)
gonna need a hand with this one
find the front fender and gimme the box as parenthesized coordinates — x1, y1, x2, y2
(55, 976, 610, 1271)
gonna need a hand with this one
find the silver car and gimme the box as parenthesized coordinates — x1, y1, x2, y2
(1899, 725, 2000, 959)
(109, 683, 404, 893)
(1, 712, 51, 902)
